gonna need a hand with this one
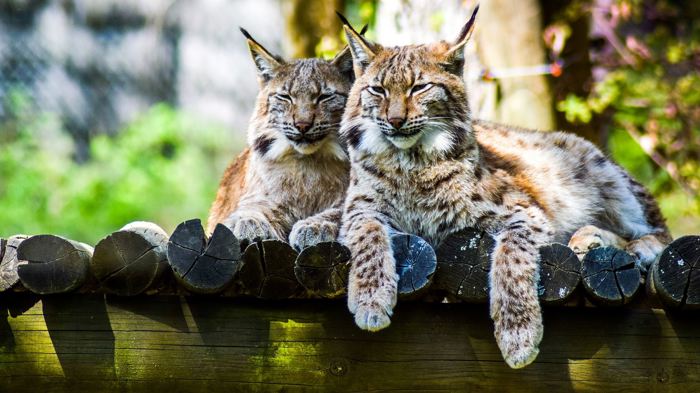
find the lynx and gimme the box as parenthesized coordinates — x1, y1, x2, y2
(207, 29, 354, 250)
(338, 7, 671, 369)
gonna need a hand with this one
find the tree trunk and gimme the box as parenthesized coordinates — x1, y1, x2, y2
(477, 0, 555, 130)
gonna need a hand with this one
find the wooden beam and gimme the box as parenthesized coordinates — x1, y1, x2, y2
(1, 294, 699, 392)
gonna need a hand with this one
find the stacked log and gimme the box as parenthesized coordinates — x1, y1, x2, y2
(168, 219, 240, 294)
(0, 235, 29, 292)
(91, 221, 169, 296)
(1, 219, 698, 312)
(17, 235, 93, 295)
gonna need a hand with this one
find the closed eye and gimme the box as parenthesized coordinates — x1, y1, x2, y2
(367, 85, 386, 97)
(410, 83, 433, 96)
(274, 93, 293, 103)
(317, 93, 335, 103)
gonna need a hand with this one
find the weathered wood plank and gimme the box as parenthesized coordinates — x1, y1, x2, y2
(1, 294, 699, 392)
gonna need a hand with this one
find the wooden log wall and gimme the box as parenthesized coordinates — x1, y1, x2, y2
(1, 219, 700, 391)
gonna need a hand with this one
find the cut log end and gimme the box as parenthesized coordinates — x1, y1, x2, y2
(92, 221, 169, 296)
(538, 243, 581, 304)
(16, 235, 92, 295)
(168, 220, 241, 294)
(434, 228, 493, 303)
(294, 241, 350, 298)
(236, 239, 301, 299)
(0, 235, 29, 292)
(651, 236, 700, 310)
(582, 247, 641, 306)
(392, 233, 437, 297)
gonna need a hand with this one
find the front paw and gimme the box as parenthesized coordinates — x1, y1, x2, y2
(227, 216, 275, 245)
(349, 281, 397, 332)
(492, 299, 543, 368)
(289, 219, 338, 251)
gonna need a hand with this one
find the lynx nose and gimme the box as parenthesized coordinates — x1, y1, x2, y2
(388, 117, 405, 130)
(295, 121, 312, 134)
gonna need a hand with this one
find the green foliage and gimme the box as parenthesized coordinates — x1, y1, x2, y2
(554, 0, 700, 236)
(0, 99, 244, 244)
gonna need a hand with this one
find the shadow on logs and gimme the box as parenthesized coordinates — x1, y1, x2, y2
(582, 247, 640, 306)
(92, 221, 169, 296)
(16, 235, 92, 295)
(0, 235, 28, 292)
(651, 236, 700, 310)
(168, 219, 240, 294)
(236, 240, 302, 299)
(294, 241, 350, 298)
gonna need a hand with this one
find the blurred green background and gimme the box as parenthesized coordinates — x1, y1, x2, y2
(0, 0, 698, 244)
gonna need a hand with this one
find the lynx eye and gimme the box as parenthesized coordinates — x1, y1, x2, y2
(317, 93, 335, 103)
(410, 83, 433, 95)
(367, 86, 386, 97)
(274, 93, 293, 103)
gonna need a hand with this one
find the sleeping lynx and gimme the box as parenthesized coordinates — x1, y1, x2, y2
(207, 29, 354, 250)
(338, 7, 671, 368)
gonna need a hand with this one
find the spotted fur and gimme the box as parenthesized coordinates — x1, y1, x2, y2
(338, 7, 670, 369)
(207, 29, 353, 250)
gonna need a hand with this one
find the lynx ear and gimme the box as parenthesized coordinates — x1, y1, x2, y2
(331, 24, 369, 81)
(240, 28, 284, 83)
(442, 5, 479, 76)
(337, 13, 377, 77)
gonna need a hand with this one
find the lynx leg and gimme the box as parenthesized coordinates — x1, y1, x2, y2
(490, 206, 552, 368)
(344, 219, 398, 331)
(568, 225, 627, 260)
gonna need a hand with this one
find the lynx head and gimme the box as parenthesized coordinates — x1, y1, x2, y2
(339, 7, 478, 158)
(243, 28, 355, 160)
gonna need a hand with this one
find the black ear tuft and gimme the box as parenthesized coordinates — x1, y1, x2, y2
(336, 11, 352, 27)
(241, 27, 284, 84)
(454, 4, 479, 45)
(239, 27, 254, 41)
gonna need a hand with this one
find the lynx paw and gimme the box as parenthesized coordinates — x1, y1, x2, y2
(225, 215, 276, 245)
(568, 225, 626, 260)
(289, 218, 338, 251)
(491, 293, 543, 369)
(625, 235, 666, 272)
(348, 281, 397, 332)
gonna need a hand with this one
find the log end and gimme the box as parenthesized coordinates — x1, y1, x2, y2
(16, 235, 91, 295)
(237, 240, 301, 299)
(92, 222, 168, 296)
(392, 233, 437, 297)
(168, 220, 241, 294)
(651, 235, 700, 310)
(294, 241, 350, 298)
(582, 247, 640, 306)
(434, 228, 493, 303)
(538, 243, 581, 305)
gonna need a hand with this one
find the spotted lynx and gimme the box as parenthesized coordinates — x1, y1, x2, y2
(338, 7, 671, 368)
(207, 29, 354, 250)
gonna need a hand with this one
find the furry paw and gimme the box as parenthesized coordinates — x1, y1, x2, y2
(289, 218, 338, 251)
(492, 294, 543, 368)
(348, 280, 397, 332)
(568, 225, 626, 260)
(625, 235, 666, 272)
(225, 215, 276, 245)
(353, 301, 393, 331)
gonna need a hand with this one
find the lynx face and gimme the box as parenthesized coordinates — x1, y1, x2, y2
(341, 23, 475, 157)
(243, 29, 353, 158)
